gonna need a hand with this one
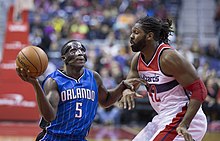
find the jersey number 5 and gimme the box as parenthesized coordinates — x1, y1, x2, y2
(75, 102, 82, 118)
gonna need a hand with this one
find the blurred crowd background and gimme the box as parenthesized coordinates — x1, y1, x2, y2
(1, 0, 220, 131)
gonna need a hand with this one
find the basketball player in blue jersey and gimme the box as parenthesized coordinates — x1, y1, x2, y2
(16, 40, 145, 141)
(119, 16, 207, 141)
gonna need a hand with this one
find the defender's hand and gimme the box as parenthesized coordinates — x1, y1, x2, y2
(119, 89, 143, 110)
(123, 78, 147, 91)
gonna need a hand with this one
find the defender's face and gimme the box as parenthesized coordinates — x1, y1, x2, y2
(63, 41, 87, 66)
(130, 23, 147, 52)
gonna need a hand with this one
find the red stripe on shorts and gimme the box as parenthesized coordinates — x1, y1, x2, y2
(153, 105, 187, 141)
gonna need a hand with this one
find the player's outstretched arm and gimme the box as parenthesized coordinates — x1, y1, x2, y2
(94, 70, 145, 108)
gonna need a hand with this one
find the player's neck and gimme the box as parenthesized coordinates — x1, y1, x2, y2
(64, 66, 84, 79)
(141, 41, 159, 63)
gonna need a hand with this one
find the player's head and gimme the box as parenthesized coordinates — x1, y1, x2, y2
(61, 40, 87, 66)
(130, 16, 173, 52)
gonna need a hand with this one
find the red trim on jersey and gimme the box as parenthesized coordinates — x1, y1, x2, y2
(138, 54, 156, 71)
(153, 106, 187, 141)
(137, 43, 172, 71)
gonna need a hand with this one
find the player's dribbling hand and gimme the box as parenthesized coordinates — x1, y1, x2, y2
(176, 126, 194, 141)
(16, 68, 37, 84)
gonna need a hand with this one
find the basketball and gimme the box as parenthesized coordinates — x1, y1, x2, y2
(16, 46, 48, 77)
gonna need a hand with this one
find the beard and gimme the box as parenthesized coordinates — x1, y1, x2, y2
(130, 35, 147, 52)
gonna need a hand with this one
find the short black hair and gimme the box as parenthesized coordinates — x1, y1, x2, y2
(61, 40, 86, 55)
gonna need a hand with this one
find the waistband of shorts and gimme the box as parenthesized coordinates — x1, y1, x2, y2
(47, 130, 86, 140)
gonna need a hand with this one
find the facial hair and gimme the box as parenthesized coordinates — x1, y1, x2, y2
(131, 35, 147, 52)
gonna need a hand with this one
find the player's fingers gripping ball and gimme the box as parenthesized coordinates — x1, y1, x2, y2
(16, 46, 48, 78)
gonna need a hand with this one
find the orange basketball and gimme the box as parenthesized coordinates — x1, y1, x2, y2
(16, 46, 48, 77)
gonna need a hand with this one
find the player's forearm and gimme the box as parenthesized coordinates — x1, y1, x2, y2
(103, 81, 126, 107)
(180, 79, 207, 128)
(179, 99, 201, 128)
(32, 81, 56, 121)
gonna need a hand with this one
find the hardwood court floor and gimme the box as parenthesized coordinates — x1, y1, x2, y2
(0, 121, 219, 141)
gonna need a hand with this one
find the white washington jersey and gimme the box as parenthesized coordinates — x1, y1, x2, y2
(133, 43, 207, 141)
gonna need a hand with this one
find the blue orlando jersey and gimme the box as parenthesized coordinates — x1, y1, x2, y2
(40, 68, 98, 141)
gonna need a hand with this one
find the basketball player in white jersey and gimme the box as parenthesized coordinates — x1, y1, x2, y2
(119, 16, 207, 141)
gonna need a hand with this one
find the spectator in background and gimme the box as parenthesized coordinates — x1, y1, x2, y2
(203, 76, 220, 122)
(70, 18, 89, 40)
(215, 1, 220, 48)
(97, 105, 122, 127)
(214, 1, 220, 35)
(205, 43, 220, 59)
(94, 54, 125, 127)
(178, 44, 195, 64)
(29, 27, 51, 53)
